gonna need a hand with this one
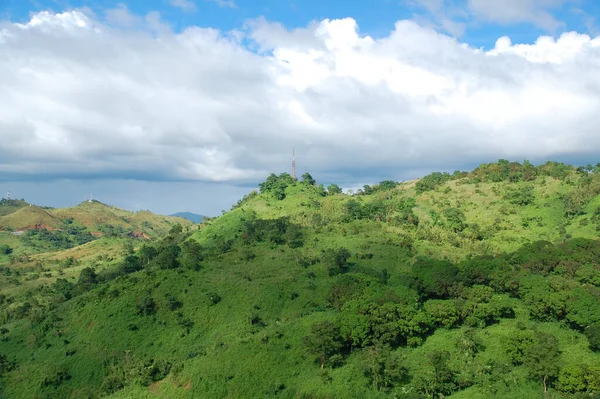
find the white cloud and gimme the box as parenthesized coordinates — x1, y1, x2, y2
(408, 0, 468, 37)
(409, 0, 577, 36)
(170, 0, 196, 11)
(105, 3, 142, 27)
(207, 0, 236, 9)
(1, 9, 600, 187)
(467, 0, 571, 31)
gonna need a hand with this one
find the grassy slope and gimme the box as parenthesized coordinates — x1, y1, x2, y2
(0, 199, 29, 217)
(49, 202, 192, 237)
(0, 203, 193, 336)
(0, 201, 192, 236)
(2, 168, 600, 398)
(0, 206, 62, 230)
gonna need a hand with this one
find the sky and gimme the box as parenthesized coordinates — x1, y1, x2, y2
(1, 0, 600, 216)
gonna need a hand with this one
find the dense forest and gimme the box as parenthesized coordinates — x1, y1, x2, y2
(2, 160, 600, 398)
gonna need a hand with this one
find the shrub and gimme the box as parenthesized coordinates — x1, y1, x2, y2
(137, 296, 157, 316)
(415, 172, 452, 194)
(0, 244, 12, 255)
(207, 292, 221, 305)
(166, 295, 183, 311)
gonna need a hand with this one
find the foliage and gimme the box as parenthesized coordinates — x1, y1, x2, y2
(505, 185, 535, 206)
(23, 227, 96, 250)
(327, 184, 343, 195)
(415, 172, 452, 194)
(523, 331, 561, 392)
(303, 321, 345, 369)
(137, 296, 157, 316)
(325, 247, 352, 276)
(0, 244, 12, 255)
(179, 240, 204, 270)
(585, 324, 600, 351)
(259, 173, 296, 200)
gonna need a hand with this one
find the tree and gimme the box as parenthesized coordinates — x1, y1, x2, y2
(377, 180, 398, 191)
(362, 345, 408, 391)
(138, 245, 158, 265)
(523, 331, 561, 393)
(301, 172, 316, 186)
(414, 350, 457, 397)
(585, 324, 600, 351)
(505, 185, 535, 206)
(52, 278, 74, 300)
(443, 207, 467, 232)
(179, 240, 204, 270)
(169, 223, 183, 235)
(327, 184, 342, 195)
(558, 364, 587, 393)
(303, 321, 344, 369)
(415, 172, 452, 194)
(345, 199, 363, 220)
(137, 296, 157, 316)
(362, 185, 375, 195)
(77, 267, 97, 286)
(155, 245, 181, 269)
(411, 258, 461, 299)
(326, 248, 352, 276)
(284, 223, 304, 248)
(120, 255, 142, 274)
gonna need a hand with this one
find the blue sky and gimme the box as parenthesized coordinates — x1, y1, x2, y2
(2, 0, 599, 49)
(1, 0, 600, 215)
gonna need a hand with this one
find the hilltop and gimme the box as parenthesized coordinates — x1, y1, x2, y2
(0, 198, 29, 217)
(2, 160, 600, 398)
(0, 200, 192, 238)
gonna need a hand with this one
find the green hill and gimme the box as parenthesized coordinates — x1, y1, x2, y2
(2, 160, 600, 398)
(0, 200, 192, 237)
(0, 205, 61, 231)
(0, 199, 29, 217)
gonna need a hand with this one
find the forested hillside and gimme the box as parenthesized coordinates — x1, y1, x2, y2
(2, 160, 600, 398)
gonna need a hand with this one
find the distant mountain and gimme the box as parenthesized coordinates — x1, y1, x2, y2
(0, 200, 193, 237)
(169, 212, 206, 223)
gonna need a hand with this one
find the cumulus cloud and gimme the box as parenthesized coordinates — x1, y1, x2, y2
(1, 9, 600, 187)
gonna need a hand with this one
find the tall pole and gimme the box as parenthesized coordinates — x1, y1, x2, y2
(292, 149, 296, 180)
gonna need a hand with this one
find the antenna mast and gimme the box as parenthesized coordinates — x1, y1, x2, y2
(88, 193, 93, 203)
(292, 149, 296, 180)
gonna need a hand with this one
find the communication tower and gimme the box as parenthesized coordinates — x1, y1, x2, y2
(292, 149, 296, 180)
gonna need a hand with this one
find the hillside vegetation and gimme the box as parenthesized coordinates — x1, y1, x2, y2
(0, 201, 192, 331)
(2, 160, 600, 398)
(0, 199, 29, 217)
